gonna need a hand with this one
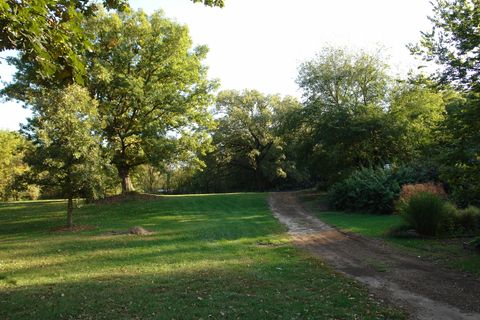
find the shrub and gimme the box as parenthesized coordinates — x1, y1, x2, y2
(400, 192, 455, 236)
(327, 167, 400, 214)
(454, 206, 480, 234)
(395, 182, 446, 213)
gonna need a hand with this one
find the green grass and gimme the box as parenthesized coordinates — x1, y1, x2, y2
(0, 193, 403, 319)
(301, 192, 480, 277)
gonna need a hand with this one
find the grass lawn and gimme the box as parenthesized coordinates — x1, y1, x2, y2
(0, 193, 404, 319)
(300, 192, 480, 277)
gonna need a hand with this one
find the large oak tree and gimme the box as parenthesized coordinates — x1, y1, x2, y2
(86, 10, 216, 192)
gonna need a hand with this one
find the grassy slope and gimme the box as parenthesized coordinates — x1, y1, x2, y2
(0, 194, 403, 320)
(301, 193, 480, 277)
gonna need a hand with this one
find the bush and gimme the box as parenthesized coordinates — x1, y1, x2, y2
(395, 182, 446, 213)
(327, 167, 400, 214)
(454, 206, 480, 234)
(400, 192, 455, 236)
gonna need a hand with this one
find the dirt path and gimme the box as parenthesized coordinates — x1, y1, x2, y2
(269, 192, 480, 320)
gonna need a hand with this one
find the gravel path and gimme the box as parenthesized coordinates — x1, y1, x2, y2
(269, 192, 480, 320)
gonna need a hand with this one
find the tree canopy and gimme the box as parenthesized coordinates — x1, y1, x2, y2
(0, 0, 223, 83)
(410, 0, 480, 91)
(294, 48, 395, 184)
(86, 9, 216, 192)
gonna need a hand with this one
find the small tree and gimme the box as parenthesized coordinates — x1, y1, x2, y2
(25, 85, 102, 228)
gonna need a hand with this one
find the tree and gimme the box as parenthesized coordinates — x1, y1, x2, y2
(0, 0, 223, 83)
(387, 79, 449, 162)
(0, 130, 32, 200)
(411, 0, 480, 206)
(24, 85, 102, 228)
(86, 10, 216, 193)
(208, 90, 299, 191)
(297, 47, 390, 114)
(410, 0, 480, 91)
(295, 47, 394, 185)
(0, 0, 128, 83)
(437, 93, 480, 206)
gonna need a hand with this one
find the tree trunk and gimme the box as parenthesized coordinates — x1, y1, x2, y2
(67, 197, 73, 228)
(119, 167, 135, 193)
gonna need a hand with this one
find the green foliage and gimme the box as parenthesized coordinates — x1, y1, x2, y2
(436, 93, 480, 207)
(295, 47, 399, 184)
(0, 0, 219, 84)
(297, 47, 390, 111)
(24, 84, 103, 226)
(327, 167, 400, 215)
(410, 0, 480, 91)
(0, 130, 31, 200)
(190, 90, 302, 192)
(387, 81, 448, 162)
(399, 192, 455, 236)
(411, 1, 480, 208)
(86, 9, 217, 193)
(454, 206, 480, 234)
(132, 165, 165, 193)
(0, 0, 128, 83)
(392, 162, 440, 186)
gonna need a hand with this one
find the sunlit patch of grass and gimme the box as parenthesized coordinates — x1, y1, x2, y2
(0, 193, 404, 319)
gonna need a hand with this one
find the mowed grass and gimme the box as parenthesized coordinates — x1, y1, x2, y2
(301, 192, 480, 277)
(0, 193, 404, 320)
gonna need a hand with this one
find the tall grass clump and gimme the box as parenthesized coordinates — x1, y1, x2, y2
(400, 192, 454, 236)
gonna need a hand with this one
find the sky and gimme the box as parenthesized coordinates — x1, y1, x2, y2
(0, 0, 433, 130)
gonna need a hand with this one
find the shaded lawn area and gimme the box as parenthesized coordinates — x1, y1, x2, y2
(0, 193, 403, 319)
(300, 192, 480, 277)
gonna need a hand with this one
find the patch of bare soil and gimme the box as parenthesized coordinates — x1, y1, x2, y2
(269, 192, 480, 320)
(101, 226, 155, 236)
(95, 192, 162, 205)
(49, 225, 96, 232)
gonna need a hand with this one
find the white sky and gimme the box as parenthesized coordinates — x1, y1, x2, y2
(0, 0, 433, 130)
